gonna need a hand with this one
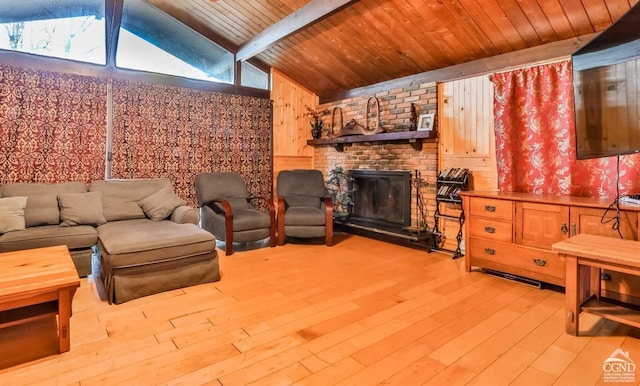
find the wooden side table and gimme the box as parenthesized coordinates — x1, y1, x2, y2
(553, 234, 640, 336)
(0, 245, 80, 353)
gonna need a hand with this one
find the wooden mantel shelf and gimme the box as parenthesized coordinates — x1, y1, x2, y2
(307, 131, 437, 151)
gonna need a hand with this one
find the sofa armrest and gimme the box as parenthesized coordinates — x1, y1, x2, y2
(170, 205, 200, 225)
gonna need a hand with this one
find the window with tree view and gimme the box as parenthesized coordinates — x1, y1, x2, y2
(116, 0, 234, 84)
(0, 0, 106, 65)
(0, 0, 264, 89)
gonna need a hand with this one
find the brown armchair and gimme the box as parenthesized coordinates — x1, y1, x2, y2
(276, 169, 333, 246)
(196, 172, 276, 255)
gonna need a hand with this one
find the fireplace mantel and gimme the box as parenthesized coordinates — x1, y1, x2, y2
(307, 131, 437, 152)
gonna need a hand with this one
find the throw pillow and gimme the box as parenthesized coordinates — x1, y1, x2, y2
(138, 187, 186, 221)
(58, 191, 107, 227)
(0, 196, 28, 234)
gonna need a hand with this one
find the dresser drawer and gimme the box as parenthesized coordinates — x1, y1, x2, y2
(469, 217, 513, 242)
(469, 237, 565, 284)
(468, 237, 513, 263)
(469, 198, 513, 221)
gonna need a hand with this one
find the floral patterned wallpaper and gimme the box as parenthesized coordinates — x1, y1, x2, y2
(111, 79, 272, 206)
(0, 65, 272, 207)
(0, 64, 107, 183)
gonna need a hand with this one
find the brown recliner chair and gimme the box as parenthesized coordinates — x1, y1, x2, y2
(276, 169, 333, 246)
(196, 172, 276, 255)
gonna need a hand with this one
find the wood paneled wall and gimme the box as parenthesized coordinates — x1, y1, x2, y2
(437, 75, 498, 252)
(271, 68, 317, 191)
(439, 76, 497, 191)
(273, 70, 499, 256)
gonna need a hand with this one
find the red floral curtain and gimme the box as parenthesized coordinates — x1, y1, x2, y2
(571, 149, 640, 198)
(0, 65, 107, 184)
(491, 60, 640, 199)
(111, 79, 272, 207)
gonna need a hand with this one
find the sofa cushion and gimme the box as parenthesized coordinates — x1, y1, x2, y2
(97, 219, 215, 268)
(138, 187, 186, 221)
(0, 182, 87, 227)
(0, 224, 98, 252)
(90, 178, 174, 222)
(58, 191, 107, 226)
(0, 196, 28, 234)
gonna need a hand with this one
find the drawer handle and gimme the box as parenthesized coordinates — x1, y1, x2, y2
(484, 205, 496, 212)
(484, 248, 496, 255)
(484, 226, 496, 234)
(533, 258, 547, 266)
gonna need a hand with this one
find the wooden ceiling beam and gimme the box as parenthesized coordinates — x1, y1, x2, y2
(236, 0, 359, 62)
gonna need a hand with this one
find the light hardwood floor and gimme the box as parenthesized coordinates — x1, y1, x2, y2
(1, 234, 639, 385)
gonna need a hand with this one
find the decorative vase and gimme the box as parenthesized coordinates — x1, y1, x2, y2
(311, 121, 323, 139)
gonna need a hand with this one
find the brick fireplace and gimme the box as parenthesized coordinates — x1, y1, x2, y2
(314, 82, 439, 245)
(318, 144, 437, 244)
(316, 141, 437, 243)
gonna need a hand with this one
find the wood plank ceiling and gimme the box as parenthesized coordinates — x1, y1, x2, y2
(150, 0, 639, 100)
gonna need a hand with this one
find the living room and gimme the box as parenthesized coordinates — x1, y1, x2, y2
(2, 0, 640, 384)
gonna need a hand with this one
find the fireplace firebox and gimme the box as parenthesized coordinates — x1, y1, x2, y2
(339, 169, 435, 249)
(347, 169, 412, 232)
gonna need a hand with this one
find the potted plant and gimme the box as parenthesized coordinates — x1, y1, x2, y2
(305, 106, 330, 139)
(326, 165, 353, 220)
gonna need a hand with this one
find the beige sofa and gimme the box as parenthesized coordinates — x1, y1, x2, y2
(89, 178, 219, 304)
(0, 178, 220, 304)
(0, 181, 99, 277)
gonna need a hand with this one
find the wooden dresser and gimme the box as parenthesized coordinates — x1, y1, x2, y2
(460, 191, 640, 303)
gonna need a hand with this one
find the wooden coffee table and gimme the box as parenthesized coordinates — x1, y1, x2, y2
(553, 234, 640, 336)
(0, 245, 80, 353)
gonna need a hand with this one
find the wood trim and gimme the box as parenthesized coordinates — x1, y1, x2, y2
(325, 197, 333, 246)
(277, 197, 286, 246)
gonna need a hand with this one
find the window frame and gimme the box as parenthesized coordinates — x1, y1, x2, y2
(0, 0, 270, 98)
(115, 0, 236, 85)
(0, 0, 107, 66)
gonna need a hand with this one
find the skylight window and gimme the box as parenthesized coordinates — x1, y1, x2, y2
(0, 0, 105, 65)
(116, 0, 234, 84)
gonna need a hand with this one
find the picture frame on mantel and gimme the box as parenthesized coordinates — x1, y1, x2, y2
(417, 113, 435, 131)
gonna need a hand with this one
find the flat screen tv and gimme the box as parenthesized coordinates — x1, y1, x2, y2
(572, 4, 640, 160)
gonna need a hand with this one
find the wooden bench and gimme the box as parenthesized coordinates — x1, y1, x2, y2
(553, 234, 640, 336)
